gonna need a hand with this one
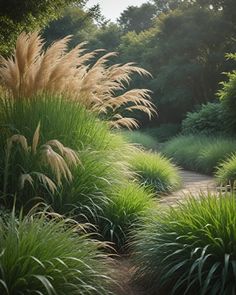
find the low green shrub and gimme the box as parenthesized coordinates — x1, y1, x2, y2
(133, 193, 236, 294)
(121, 130, 157, 150)
(129, 150, 181, 193)
(163, 135, 236, 174)
(218, 53, 236, 134)
(145, 124, 181, 142)
(182, 102, 226, 135)
(216, 153, 236, 186)
(99, 182, 155, 251)
(0, 212, 113, 294)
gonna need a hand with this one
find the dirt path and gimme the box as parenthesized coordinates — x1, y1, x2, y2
(113, 170, 216, 295)
(159, 169, 216, 206)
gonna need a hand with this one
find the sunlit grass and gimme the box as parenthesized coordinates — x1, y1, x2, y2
(129, 150, 181, 194)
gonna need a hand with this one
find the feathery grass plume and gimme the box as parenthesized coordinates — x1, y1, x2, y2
(3, 122, 80, 198)
(0, 31, 156, 129)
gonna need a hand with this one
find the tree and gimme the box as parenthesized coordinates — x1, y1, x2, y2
(43, 6, 98, 47)
(118, 3, 158, 33)
(118, 6, 236, 123)
(0, 0, 85, 55)
(88, 23, 123, 52)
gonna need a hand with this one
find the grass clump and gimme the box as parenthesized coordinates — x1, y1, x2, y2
(216, 153, 236, 186)
(0, 212, 113, 294)
(129, 150, 181, 193)
(99, 182, 155, 251)
(133, 193, 236, 294)
(163, 135, 236, 174)
(121, 130, 157, 150)
(0, 96, 132, 217)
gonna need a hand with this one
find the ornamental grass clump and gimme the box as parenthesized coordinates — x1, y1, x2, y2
(133, 193, 236, 295)
(129, 150, 181, 194)
(0, 96, 133, 217)
(99, 182, 155, 251)
(216, 153, 236, 186)
(0, 31, 156, 129)
(2, 122, 80, 209)
(0, 211, 113, 295)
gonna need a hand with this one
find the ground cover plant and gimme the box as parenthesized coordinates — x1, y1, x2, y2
(163, 135, 236, 174)
(0, 211, 113, 295)
(128, 150, 181, 194)
(133, 193, 236, 294)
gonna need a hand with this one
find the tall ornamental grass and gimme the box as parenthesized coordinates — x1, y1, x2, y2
(129, 150, 181, 193)
(133, 193, 236, 295)
(0, 96, 133, 217)
(163, 135, 236, 174)
(0, 31, 156, 129)
(0, 211, 113, 294)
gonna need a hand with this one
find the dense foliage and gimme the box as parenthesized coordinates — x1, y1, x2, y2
(216, 153, 236, 186)
(133, 193, 236, 294)
(0, 212, 112, 294)
(42, 0, 236, 125)
(128, 150, 181, 193)
(182, 102, 227, 135)
(218, 53, 236, 133)
(0, 0, 88, 55)
(99, 182, 155, 251)
(163, 135, 236, 174)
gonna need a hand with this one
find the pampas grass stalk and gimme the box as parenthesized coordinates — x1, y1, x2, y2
(0, 31, 156, 129)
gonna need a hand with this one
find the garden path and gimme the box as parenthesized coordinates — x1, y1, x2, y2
(159, 169, 216, 206)
(114, 170, 216, 295)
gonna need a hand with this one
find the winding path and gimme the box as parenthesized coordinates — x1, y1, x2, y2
(160, 170, 216, 206)
(114, 170, 216, 295)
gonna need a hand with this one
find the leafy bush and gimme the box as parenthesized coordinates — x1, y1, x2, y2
(133, 193, 236, 294)
(216, 153, 236, 186)
(145, 124, 181, 143)
(163, 135, 236, 174)
(182, 102, 226, 135)
(121, 130, 157, 149)
(129, 150, 181, 193)
(0, 212, 113, 294)
(99, 182, 155, 251)
(218, 53, 236, 134)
